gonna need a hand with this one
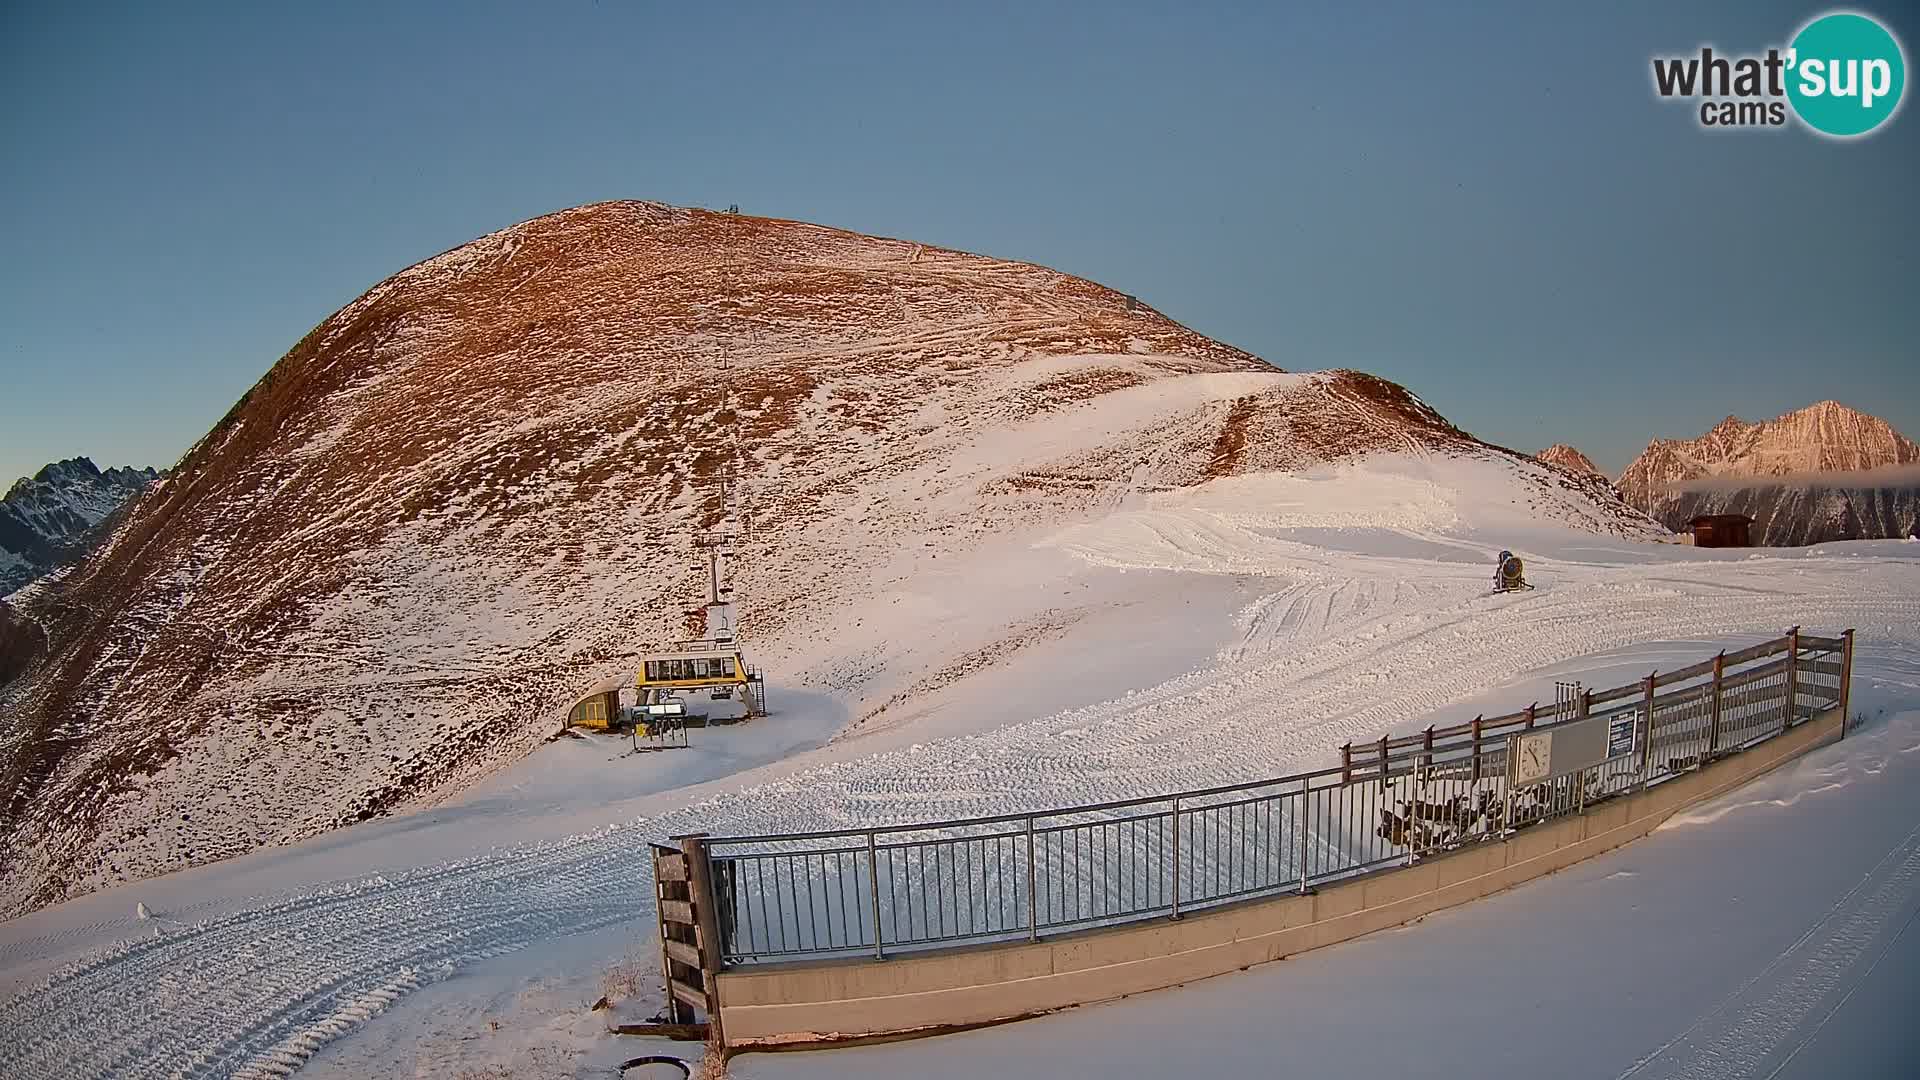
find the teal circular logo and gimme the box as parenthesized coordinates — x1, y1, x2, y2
(1787, 12, 1906, 137)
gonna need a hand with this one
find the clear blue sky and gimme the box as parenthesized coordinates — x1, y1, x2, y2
(2, 1, 1914, 483)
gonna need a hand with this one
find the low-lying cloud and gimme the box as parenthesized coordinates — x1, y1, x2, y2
(1674, 463, 1920, 494)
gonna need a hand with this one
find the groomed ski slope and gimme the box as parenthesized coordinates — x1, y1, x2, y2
(2, 454, 1918, 1078)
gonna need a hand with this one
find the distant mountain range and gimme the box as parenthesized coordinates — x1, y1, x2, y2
(1616, 401, 1918, 511)
(0, 458, 161, 595)
(1547, 402, 1920, 545)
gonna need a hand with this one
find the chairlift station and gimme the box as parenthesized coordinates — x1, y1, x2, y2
(570, 532, 768, 734)
(635, 534, 767, 719)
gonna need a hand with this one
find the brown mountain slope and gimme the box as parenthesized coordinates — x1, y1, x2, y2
(0, 201, 1653, 913)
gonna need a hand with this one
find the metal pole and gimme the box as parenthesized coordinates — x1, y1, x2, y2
(1411, 726, 1434, 866)
(1708, 651, 1724, 760)
(1297, 775, 1312, 895)
(866, 831, 884, 960)
(1839, 628, 1855, 739)
(1502, 744, 1516, 835)
(1170, 796, 1183, 920)
(1640, 672, 1657, 789)
(1784, 626, 1800, 734)
(1024, 815, 1038, 942)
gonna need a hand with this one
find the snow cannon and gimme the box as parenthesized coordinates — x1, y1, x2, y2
(1493, 550, 1532, 593)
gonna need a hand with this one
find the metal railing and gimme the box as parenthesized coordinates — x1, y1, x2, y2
(666, 629, 1853, 967)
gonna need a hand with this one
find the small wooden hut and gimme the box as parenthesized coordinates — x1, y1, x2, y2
(1689, 514, 1754, 548)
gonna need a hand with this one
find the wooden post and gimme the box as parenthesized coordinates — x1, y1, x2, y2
(1470, 716, 1484, 782)
(1421, 726, 1435, 775)
(1783, 626, 1800, 734)
(1340, 743, 1352, 785)
(1524, 703, 1537, 729)
(679, 833, 726, 1045)
(1708, 652, 1725, 758)
(1378, 734, 1390, 781)
(651, 846, 696, 1026)
(1839, 628, 1855, 739)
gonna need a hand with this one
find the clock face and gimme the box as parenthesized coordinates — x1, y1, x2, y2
(1515, 733, 1552, 784)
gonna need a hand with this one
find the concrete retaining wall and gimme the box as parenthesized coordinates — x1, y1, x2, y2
(716, 706, 1841, 1047)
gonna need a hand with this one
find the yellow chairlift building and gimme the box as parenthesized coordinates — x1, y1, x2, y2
(633, 534, 766, 717)
(569, 533, 767, 732)
(635, 645, 765, 717)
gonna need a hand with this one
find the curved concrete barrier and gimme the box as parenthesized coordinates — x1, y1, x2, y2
(715, 706, 1842, 1048)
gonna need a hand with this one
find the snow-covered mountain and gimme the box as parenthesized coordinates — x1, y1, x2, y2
(0, 201, 1660, 914)
(1654, 471, 1920, 545)
(1617, 401, 1920, 513)
(1536, 444, 1602, 478)
(0, 457, 161, 595)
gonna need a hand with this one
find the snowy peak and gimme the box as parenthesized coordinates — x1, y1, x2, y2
(1757, 401, 1918, 473)
(0, 456, 161, 594)
(1704, 414, 1753, 442)
(1535, 444, 1602, 478)
(1617, 401, 1919, 512)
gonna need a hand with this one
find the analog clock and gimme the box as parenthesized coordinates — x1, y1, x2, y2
(1514, 732, 1552, 785)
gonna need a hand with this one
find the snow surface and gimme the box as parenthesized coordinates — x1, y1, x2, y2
(1, 454, 1916, 1078)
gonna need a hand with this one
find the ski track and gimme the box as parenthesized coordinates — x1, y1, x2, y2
(1619, 821, 1920, 1080)
(2, 540, 1917, 1077)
